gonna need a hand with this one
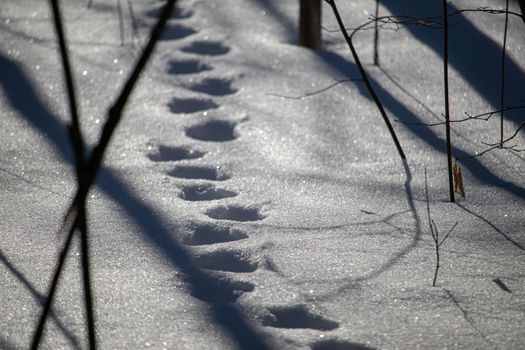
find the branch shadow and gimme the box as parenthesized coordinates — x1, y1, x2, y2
(380, 0, 525, 124)
(97, 169, 271, 349)
(317, 50, 525, 201)
(0, 248, 82, 349)
(333, 160, 423, 294)
(0, 54, 271, 348)
(0, 54, 73, 162)
(456, 203, 524, 250)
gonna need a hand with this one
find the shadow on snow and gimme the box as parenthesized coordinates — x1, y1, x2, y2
(0, 54, 271, 349)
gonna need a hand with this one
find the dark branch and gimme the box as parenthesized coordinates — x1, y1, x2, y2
(268, 78, 361, 100)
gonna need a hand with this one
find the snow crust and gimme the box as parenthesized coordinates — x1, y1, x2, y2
(0, 0, 524, 349)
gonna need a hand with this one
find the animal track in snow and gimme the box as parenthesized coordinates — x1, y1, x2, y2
(168, 59, 212, 75)
(179, 184, 237, 201)
(193, 249, 259, 273)
(168, 97, 218, 114)
(187, 78, 238, 96)
(183, 224, 249, 246)
(311, 339, 373, 350)
(147, 145, 205, 162)
(168, 165, 231, 181)
(186, 120, 238, 142)
(205, 205, 266, 222)
(262, 305, 339, 331)
(160, 24, 196, 40)
(190, 276, 254, 303)
(180, 40, 230, 56)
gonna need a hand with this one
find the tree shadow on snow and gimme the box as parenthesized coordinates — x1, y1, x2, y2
(312, 45, 524, 291)
(0, 248, 83, 349)
(248, 0, 297, 43)
(316, 50, 525, 202)
(0, 336, 17, 350)
(0, 54, 271, 349)
(380, 0, 525, 125)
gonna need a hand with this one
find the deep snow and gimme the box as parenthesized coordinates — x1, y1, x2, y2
(0, 0, 524, 349)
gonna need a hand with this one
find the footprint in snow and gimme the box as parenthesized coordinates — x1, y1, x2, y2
(180, 40, 231, 56)
(187, 77, 238, 96)
(311, 339, 373, 350)
(179, 183, 237, 201)
(168, 59, 212, 75)
(168, 97, 218, 114)
(262, 305, 339, 331)
(193, 249, 259, 273)
(182, 224, 249, 246)
(186, 119, 238, 142)
(189, 275, 254, 304)
(205, 205, 266, 222)
(147, 144, 206, 162)
(168, 165, 231, 181)
(160, 23, 196, 40)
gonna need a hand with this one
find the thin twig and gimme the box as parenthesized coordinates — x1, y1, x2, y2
(324, 0, 406, 160)
(30, 209, 78, 349)
(64, 0, 177, 220)
(32, 1, 95, 348)
(321, 8, 525, 35)
(395, 105, 525, 126)
(79, 207, 96, 349)
(373, 0, 380, 66)
(439, 222, 458, 247)
(117, 0, 125, 46)
(127, 0, 141, 47)
(425, 168, 457, 287)
(30, 0, 178, 348)
(267, 78, 361, 100)
(466, 106, 525, 121)
(457, 120, 525, 160)
(48, 0, 85, 176)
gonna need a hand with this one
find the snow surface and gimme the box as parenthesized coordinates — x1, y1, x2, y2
(1, 0, 524, 349)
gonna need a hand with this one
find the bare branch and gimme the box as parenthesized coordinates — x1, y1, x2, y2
(268, 78, 361, 100)
(395, 106, 525, 126)
(322, 7, 524, 38)
(324, 0, 406, 160)
(439, 222, 458, 247)
(457, 120, 525, 161)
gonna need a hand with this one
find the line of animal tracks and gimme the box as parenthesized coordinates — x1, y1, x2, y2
(142, 2, 351, 349)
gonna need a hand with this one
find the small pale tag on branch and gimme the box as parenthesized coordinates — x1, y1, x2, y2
(453, 163, 465, 197)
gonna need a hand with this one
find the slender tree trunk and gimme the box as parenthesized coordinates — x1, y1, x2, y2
(443, 0, 455, 203)
(299, 0, 322, 49)
(373, 0, 380, 66)
(500, 0, 509, 147)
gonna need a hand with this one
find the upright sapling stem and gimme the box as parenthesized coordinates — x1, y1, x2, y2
(117, 0, 125, 46)
(500, 0, 509, 147)
(442, 0, 455, 202)
(425, 169, 457, 287)
(373, 0, 380, 66)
